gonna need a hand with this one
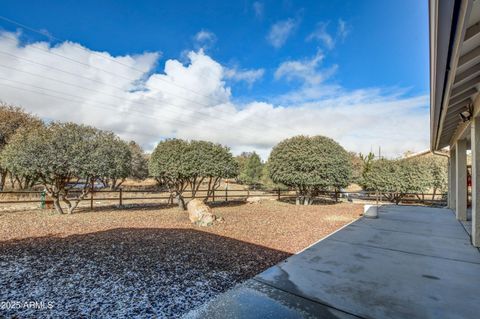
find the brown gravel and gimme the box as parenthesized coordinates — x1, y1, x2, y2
(0, 200, 362, 253)
(0, 200, 362, 318)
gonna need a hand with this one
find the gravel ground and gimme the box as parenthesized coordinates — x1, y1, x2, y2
(0, 200, 361, 318)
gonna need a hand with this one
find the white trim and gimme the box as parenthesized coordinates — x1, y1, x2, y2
(437, 0, 473, 150)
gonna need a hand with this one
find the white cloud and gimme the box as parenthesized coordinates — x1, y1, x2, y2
(0, 31, 429, 159)
(337, 19, 350, 40)
(266, 18, 297, 48)
(275, 50, 337, 86)
(194, 30, 216, 49)
(306, 22, 334, 49)
(224, 67, 264, 87)
(307, 19, 351, 49)
(253, 2, 264, 19)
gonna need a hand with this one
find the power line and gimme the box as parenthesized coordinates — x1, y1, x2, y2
(0, 29, 225, 105)
(0, 61, 299, 136)
(0, 50, 126, 90)
(0, 62, 233, 124)
(0, 39, 300, 135)
(0, 77, 274, 141)
(0, 15, 228, 93)
(0, 15, 308, 140)
(0, 15, 299, 133)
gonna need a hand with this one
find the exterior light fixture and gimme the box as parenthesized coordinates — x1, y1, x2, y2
(459, 105, 473, 122)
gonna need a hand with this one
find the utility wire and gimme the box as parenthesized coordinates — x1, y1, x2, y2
(0, 37, 300, 135)
(0, 62, 299, 136)
(0, 15, 228, 95)
(0, 63, 241, 125)
(0, 15, 291, 132)
(0, 26, 225, 105)
(0, 77, 274, 141)
(0, 15, 307, 139)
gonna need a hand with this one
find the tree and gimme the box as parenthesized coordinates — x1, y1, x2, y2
(149, 139, 238, 210)
(0, 103, 43, 190)
(358, 152, 375, 188)
(0, 122, 130, 214)
(236, 152, 263, 187)
(362, 158, 430, 204)
(95, 133, 132, 190)
(260, 163, 287, 190)
(349, 152, 364, 185)
(149, 139, 191, 209)
(413, 154, 448, 199)
(186, 140, 238, 200)
(128, 141, 149, 181)
(268, 135, 352, 205)
(427, 155, 448, 198)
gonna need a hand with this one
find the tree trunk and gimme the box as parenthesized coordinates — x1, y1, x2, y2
(304, 196, 313, 205)
(0, 169, 6, 191)
(176, 194, 186, 210)
(116, 178, 125, 190)
(53, 196, 64, 214)
(110, 178, 117, 190)
(9, 174, 16, 189)
(296, 196, 303, 205)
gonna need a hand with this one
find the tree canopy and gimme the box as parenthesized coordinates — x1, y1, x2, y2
(0, 103, 43, 190)
(236, 152, 263, 186)
(95, 132, 132, 190)
(128, 141, 149, 181)
(268, 135, 352, 204)
(362, 154, 448, 204)
(149, 139, 238, 209)
(362, 158, 430, 204)
(0, 122, 132, 214)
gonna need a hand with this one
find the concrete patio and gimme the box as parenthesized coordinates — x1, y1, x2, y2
(186, 205, 480, 319)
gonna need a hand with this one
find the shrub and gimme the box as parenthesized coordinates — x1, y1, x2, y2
(362, 158, 430, 204)
(149, 139, 238, 209)
(0, 103, 43, 190)
(236, 152, 263, 186)
(1, 122, 131, 214)
(268, 135, 352, 204)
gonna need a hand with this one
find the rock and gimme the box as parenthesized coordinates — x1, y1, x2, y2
(246, 197, 263, 204)
(246, 196, 275, 204)
(187, 199, 216, 226)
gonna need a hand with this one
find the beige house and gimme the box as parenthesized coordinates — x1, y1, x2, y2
(430, 0, 480, 246)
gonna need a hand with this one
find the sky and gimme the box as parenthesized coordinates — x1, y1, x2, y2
(0, 0, 430, 159)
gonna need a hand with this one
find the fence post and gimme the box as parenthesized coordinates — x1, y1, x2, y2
(277, 189, 281, 200)
(225, 188, 228, 202)
(212, 189, 215, 202)
(90, 179, 94, 211)
(40, 191, 46, 209)
(119, 189, 123, 207)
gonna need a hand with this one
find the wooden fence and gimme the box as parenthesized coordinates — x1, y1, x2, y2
(0, 188, 448, 210)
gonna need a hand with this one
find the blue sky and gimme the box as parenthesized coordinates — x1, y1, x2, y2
(0, 0, 430, 158)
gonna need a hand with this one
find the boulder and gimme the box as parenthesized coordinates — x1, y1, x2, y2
(187, 199, 216, 226)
